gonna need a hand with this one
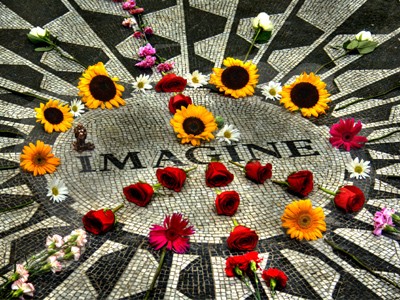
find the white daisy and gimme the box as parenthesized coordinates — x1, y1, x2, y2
(47, 178, 68, 203)
(184, 70, 208, 89)
(346, 157, 370, 179)
(70, 99, 85, 117)
(261, 81, 282, 100)
(216, 124, 241, 144)
(132, 74, 152, 93)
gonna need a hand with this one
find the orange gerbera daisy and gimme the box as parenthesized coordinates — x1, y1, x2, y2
(20, 140, 60, 176)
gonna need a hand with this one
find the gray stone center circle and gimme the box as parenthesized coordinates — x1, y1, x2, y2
(53, 89, 349, 244)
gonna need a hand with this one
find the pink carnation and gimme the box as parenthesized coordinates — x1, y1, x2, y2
(133, 31, 144, 39)
(144, 26, 154, 36)
(157, 62, 175, 73)
(129, 7, 144, 14)
(135, 55, 156, 68)
(373, 208, 395, 236)
(329, 118, 367, 151)
(122, 0, 136, 10)
(11, 279, 35, 298)
(122, 18, 137, 28)
(138, 43, 156, 57)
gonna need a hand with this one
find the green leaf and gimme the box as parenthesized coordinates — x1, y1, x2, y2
(255, 30, 272, 44)
(358, 46, 376, 54)
(346, 40, 359, 50)
(34, 46, 54, 52)
(342, 40, 351, 49)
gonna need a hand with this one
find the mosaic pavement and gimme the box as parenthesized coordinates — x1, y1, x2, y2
(0, 0, 400, 299)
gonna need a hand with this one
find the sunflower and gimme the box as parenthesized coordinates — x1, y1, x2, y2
(77, 62, 125, 109)
(35, 99, 73, 133)
(209, 57, 259, 98)
(280, 72, 331, 117)
(281, 199, 326, 241)
(170, 104, 217, 146)
(20, 140, 60, 176)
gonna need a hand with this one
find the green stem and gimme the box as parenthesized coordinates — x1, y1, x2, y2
(244, 28, 262, 62)
(318, 185, 337, 196)
(184, 166, 197, 174)
(335, 84, 400, 111)
(0, 200, 34, 214)
(314, 52, 349, 74)
(271, 180, 289, 187)
(324, 239, 400, 290)
(112, 203, 124, 213)
(144, 246, 167, 300)
(367, 129, 400, 143)
(229, 160, 245, 169)
(254, 272, 261, 300)
(52, 45, 86, 69)
(232, 218, 239, 227)
(215, 189, 222, 195)
(241, 276, 258, 300)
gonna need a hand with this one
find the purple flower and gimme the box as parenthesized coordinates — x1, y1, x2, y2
(373, 208, 395, 236)
(135, 55, 156, 68)
(157, 62, 175, 73)
(144, 26, 154, 36)
(138, 43, 156, 57)
(122, 0, 136, 10)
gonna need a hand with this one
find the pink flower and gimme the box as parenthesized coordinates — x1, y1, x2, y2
(46, 234, 64, 249)
(135, 55, 156, 68)
(47, 256, 62, 273)
(67, 228, 88, 247)
(122, 0, 136, 10)
(373, 208, 395, 235)
(129, 7, 144, 14)
(133, 31, 144, 39)
(329, 118, 367, 151)
(15, 264, 29, 282)
(11, 279, 35, 298)
(122, 17, 137, 28)
(138, 43, 156, 57)
(143, 26, 154, 35)
(149, 213, 195, 254)
(157, 62, 175, 73)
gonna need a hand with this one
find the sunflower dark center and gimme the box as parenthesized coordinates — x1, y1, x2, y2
(165, 229, 179, 241)
(44, 107, 64, 124)
(298, 214, 312, 229)
(221, 66, 249, 90)
(89, 75, 116, 101)
(290, 82, 319, 108)
(183, 117, 205, 135)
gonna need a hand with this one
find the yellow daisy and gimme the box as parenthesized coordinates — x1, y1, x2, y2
(209, 57, 259, 98)
(35, 99, 73, 133)
(280, 72, 331, 117)
(170, 104, 218, 146)
(281, 199, 326, 241)
(77, 62, 125, 109)
(20, 140, 60, 176)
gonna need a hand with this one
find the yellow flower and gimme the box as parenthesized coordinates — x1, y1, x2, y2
(77, 62, 125, 109)
(170, 104, 217, 146)
(209, 57, 259, 98)
(35, 99, 73, 133)
(20, 140, 60, 176)
(280, 72, 330, 117)
(281, 199, 326, 241)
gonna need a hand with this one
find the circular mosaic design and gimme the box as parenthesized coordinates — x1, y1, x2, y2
(53, 88, 349, 243)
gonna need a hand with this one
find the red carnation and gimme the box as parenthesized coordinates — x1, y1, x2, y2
(225, 251, 262, 277)
(155, 73, 187, 92)
(215, 191, 240, 216)
(168, 94, 192, 114)
(123, 182, 155, 207)
(262, 268, 288, 295)
(227, 224, 259, 251)
(205, 162, 234, 187)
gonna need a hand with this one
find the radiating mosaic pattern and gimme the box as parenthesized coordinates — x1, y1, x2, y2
(0, 0, 399, 299)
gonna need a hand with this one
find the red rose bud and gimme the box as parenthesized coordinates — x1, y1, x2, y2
(215, 191, 240, 216)
(262, 268, 288, 290)
(82, 204, 123, 235)
(334, 185, 365, 213)
(227, 225, 259, 251)
(123, 182, 154, 207)
(245, 161, 272, 184)
(168, 94, 192, 114)
(287, 170, 313, 198)
(156, 166, 187, 192)
(155, 73, 187, 93)
(205, 162, 234, 187)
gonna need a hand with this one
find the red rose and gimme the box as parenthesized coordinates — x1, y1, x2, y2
(156, 167, 187, 192)
(82, 209, 115, 235)
(205, 162, 234, 187)
(225, 254, 250, 277)
(287, 170, 313, 198)
(334, 185, 365, 213)
(262, 268, 288, 288)
(168, 94, 192, 114)
(245, 161, 272, 184)
(215, 191, 240, 216)
(155, 73, 187, 92)
(123, 182, 154, 207)
(226, 225, 259, 251)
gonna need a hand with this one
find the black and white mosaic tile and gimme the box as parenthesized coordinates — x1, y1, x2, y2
(0, 0, 399, 299)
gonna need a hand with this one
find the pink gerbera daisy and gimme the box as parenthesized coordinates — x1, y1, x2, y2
(149, 213, 195, 254)
(329, 118, 368, 151)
